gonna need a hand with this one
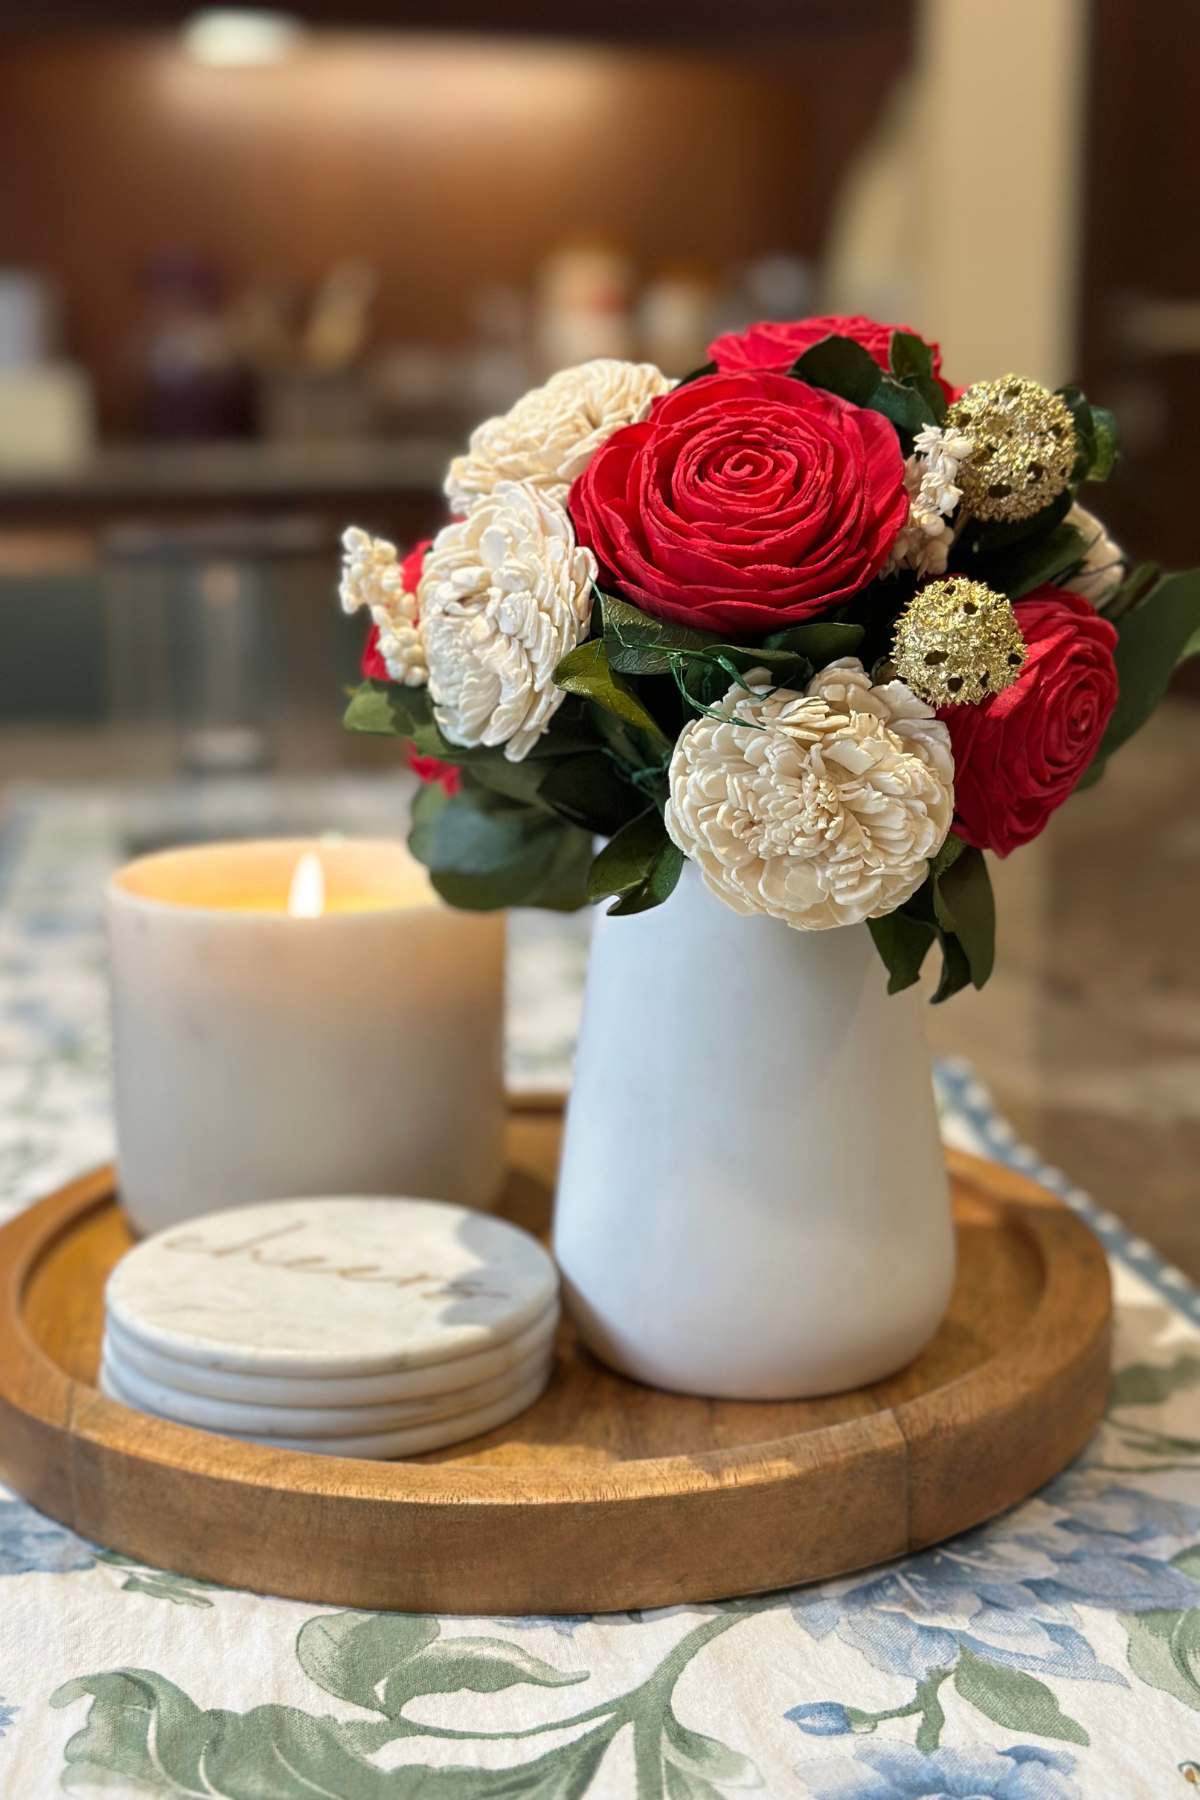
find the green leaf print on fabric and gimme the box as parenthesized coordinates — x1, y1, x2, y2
(1105, 1358, 1200, 1471)
(1119, 1607, 1200, 1711)
(51, 1610, 759, 1799)
(1110, 1357, 1200, 1410)
(952, 1648, 1089, 1745)
(296, 1612, 588, 1715)
(96, 1551, 219, 1608)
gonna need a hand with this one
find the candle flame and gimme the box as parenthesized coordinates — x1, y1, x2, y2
(287, 851, 326, 919)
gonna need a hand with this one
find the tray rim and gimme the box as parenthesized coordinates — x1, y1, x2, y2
(1, 1151, 1109, 1507)
(0, 1151, 1114, 1612)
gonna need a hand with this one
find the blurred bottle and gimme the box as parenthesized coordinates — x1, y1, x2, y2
(137, 248, 254, 440)
(255, 260, 379, 442)
(535, 240, 634, 377)
(464, 282, 532, 417)
(709, 253, 815, 339)
(638, 267, 714, 376)
(0, 268, 94, 472)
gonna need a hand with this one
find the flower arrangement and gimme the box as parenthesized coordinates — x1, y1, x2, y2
(341, 315, 1200, 1001)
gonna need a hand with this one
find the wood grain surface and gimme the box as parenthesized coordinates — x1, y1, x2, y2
(0, 1110, 1113, 1614)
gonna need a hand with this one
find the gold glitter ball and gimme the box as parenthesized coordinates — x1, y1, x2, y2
(892, 578, 1027, 707)
(947, 375, 1076, 522)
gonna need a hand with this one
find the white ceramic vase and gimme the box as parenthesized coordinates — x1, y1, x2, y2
(552, 862, 955, 1398)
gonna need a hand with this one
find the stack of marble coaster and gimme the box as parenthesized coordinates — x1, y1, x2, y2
(99, 1196, 559, 1458)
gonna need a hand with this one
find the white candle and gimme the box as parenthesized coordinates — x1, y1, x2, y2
(106, 838, 505, 1235)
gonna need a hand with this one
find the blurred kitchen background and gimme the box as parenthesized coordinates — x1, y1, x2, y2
(0, 0, 1197, 1261)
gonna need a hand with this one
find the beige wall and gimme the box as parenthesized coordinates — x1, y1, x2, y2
(824, 0, 1088, 391)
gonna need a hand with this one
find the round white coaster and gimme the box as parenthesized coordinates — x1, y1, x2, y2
(102, 1302, 559, 1407)
(99, 1359, 551, 1459)
(106, 1197, 558, 1378)
(99, 1339, 552, 1438)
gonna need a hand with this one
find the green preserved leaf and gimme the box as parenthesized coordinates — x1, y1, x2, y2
(866, 908, 938, 994)
(933, 844, 995, 989)
(889, 330, 935, 383)
(343, 678, 414, 737)
(867, 837, 993, 1004)
(538, 752, 645, 836)
(930, 928, 974, 1004)
(954, 487, 1073, 558)
(967, 518, 1090, 600)
(600, 589, 720, 675)
(674, 643, 811, 716)
(1098, 560, 1161, 623)
(952, 1646, 1089, 1744)
(409, 781, 592, 912)
(587, 809, 685, 916)
(792, 334, 941, 439)
(870, 373, 942, 434)
(762, 620, 865, 663)
(791, 335, 882, 407)
(1058, 385, 1118, 484)
(1088, 405, 1118, 480)
(1084, 568, 1200, 783)
(674, 359, 718, 388)
(554, 638, 671, 748)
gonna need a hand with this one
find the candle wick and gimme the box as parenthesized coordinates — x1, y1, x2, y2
(287, 852, 326, 919)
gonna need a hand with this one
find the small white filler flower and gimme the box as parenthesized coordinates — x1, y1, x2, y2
(339, 526, 427, 687)
(884, 424, 974, 579)
(445, 358, 672, 516)
(664, 657, 954, 930)
(419, 481, 597, 763)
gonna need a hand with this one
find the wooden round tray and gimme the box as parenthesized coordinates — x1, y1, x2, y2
(0, 1105, 1111, 1615)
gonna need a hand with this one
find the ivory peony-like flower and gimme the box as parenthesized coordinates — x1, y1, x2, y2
(445, 359, 672, 515)
(664, 658, 954, 930)
(340, 527, 427, 687)
(1064, 502, 1125, 606)
(419, 480, 596, 762)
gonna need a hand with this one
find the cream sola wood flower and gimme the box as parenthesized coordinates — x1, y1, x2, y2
(419, 481, 597, 763)
(340, 527, 428, 686)
(664, 659, 954, 930)
(445, 358, 673, 515)
(1064, 502, 1126, 605)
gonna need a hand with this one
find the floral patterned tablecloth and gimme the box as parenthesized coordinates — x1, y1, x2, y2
(1, 780, 1197, 1798)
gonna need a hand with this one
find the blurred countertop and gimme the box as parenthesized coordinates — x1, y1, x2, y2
(0, 438, 455, 531)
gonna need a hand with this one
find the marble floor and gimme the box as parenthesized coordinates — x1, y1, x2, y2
(1, 699, 1197, 1275)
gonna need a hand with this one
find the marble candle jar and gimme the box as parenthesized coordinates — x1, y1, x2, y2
(106, 838, 505, 1234)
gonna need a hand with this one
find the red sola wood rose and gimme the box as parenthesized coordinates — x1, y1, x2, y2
(569, 371, 908, 635)
(708, 313, 960, 404)
(943, 585, 1118, 857)
(360, 538, 460, 796)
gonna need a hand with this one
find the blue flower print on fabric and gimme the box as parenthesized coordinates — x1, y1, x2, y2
(798, 1742, 1079, 1799)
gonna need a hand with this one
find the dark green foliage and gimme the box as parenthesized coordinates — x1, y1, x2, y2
(867, 835, 995, 1002)
(787, 332, 947, 448)
(587, 809, 685, 915)
(1080, 567, 1200, 790)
